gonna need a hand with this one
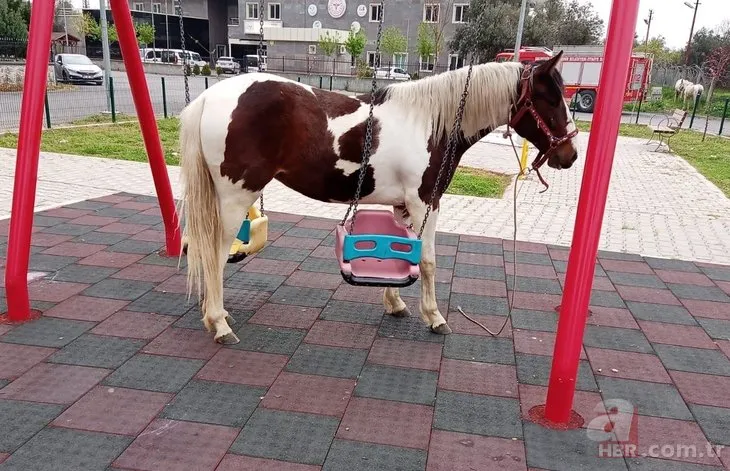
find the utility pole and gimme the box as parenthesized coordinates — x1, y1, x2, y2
(165, 0, 170, 49)
(513, 0, 528, 62)
(684, 0, 700, 66)
(99, 0, 113, 111)
(643, 9, 653, 46)
(62, 2, 69, 46)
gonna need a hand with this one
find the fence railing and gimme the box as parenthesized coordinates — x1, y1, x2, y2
(261, 55, 453, 79)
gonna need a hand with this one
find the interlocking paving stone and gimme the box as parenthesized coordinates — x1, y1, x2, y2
(695, 317, 730, 339)
(667, 283, 730, 302)
(653, 344, 730, 376)
(323, 439, 427, 471)
(102, 353, 204, 393)
(516, 353, 598, 391)
(688, 404, 730, 446)
(0, 317, 94, 348)
(232, 324, 306, 355)
(0, 400, 64, 452)
(583, 325, 653, 353)
(354, 364, 437, 405)
(268, 285, 332, 308)
(320, 300, 384, 325)
(434, 390, 522, 439)
(453, 263, 505, 280)
(523, 422, 627, 471)
(0, 426, 132, 471)
(229, 409, 339, 465)
(596, 376, 692, 420)
(225, 272, 287, 292)
(378, 314, 445, 343)
(48, 334, 145, 368)
(50, 264, 119, 284)
(286, 344, 368, 378)
(125, 290, 192, 316)
(449, 293, 509, 316)
(443, 334, 515, 364)
(606, 271, 666, 288)
(82, 278, 155, 301)
(160, 379, 265, 427)
(626, 301, 697, 325)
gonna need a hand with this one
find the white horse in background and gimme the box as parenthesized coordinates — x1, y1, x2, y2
(675, 78, 693, 101)
(683, 83, 704, 108)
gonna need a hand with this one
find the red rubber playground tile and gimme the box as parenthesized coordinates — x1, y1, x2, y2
(305, 320, 377, 349)
(28, 280, 89, 303)
(111, 263, 178, 282)
(446, 311, 514, 338)
(670, 371, 730, 408)
(96, 222, 148, 235)
(585, 347, 672, 383)
(599, 259, 654, 274)
(241, 258, 301, 276)
(262, 372, 356, 417)
(585, 306, 639, 330)
(427, 430, 526, 471)
(78, 251, 145, 268)
(0, 343, 56, 380)
(0, 363, 110, 404)
(368, 338, 443, 371)
(438, 358, 518, 398)
(30, 232, 74, 247)
(615, 285, 682, 306)
(655, 269, 716, 286)
(638, 320, 716, 349)
(41, 242, 108, 258)
(248, 303, 322, 330)
(681, 299, 730, 320)
(451, 277, 507, 297)
(216, 455, 321, 471)
(141, 327, 222, 360)
(195, 349, 288, 387)
(69, 215, 120, 226)
(43, 296, 129, 322)
(635, 415, 722, 466)
(91, 311, 174, 339)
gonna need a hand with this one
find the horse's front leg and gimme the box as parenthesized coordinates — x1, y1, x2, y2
(382, 205, 411, 318)
(406, 199, 451, 335)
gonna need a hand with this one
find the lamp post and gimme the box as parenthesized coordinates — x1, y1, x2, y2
(643, 9, 653, 46)
(513, 0, 529, 62)
(683, 0, 700, 66)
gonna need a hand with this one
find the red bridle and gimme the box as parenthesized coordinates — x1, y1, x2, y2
(508, 65, 579, 191)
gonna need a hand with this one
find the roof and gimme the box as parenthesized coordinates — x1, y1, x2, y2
(51, 32, 81, 42)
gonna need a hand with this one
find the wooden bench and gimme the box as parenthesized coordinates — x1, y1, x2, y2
(646, 109, 687, 151)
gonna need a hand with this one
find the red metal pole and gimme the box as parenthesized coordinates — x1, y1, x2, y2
(109, 0, 181, 256)
(3, 0, 56, 323)
(543, 0, 640, 424)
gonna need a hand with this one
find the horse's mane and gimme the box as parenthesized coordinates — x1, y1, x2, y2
(381, 61, 524, 142)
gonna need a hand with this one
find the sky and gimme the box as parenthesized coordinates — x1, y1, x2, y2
(578, 0, 730, 49)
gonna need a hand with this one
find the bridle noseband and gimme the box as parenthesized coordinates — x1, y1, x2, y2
(507, 65, 579, 191)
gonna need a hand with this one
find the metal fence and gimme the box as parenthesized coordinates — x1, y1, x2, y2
(263, 55, 453, 79)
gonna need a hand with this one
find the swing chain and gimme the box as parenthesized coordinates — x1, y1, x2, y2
(256, 0, 266, 214)
(341, 1, 384, 231)
(177, 0, 190, 105)
(418, 56, 475, 239)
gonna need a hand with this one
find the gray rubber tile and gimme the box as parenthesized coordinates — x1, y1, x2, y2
(0, 317, 94, 348)
(323, 439, 427, 471)
(320, 300, 384, 325)
(48, 334, 144, 369)
(125, 291, 192, 316)
(444, 334, 514, 364)
(0, 399, 64, 452)
(653, 344, 730, 376)
(378, 314, 444, 344)
(516, 353, 598, 391)
(82, 279, 155, 301)
(688, 403, 730, 446)
(102, 353, 204, 393)
(626, 301, 697, 325)
(286, 344, 367, 378)
(583, 325, 653, 353)
(231, 324, 306, 355)
(434, 390, 522, 439)
(596, 376, 693, 420)
(354, 364, 437, 405)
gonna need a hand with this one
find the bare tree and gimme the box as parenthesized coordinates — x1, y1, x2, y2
(419, 0, 455, 67)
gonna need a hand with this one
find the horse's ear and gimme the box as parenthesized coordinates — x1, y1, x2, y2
(538, 50, 563, 73)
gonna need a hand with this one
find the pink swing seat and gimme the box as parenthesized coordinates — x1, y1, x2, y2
(335, 209, 421, 287)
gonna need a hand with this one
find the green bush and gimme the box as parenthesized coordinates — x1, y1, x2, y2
(192, 64, 201, 75)
(201, 63, 211, 76)
(215, 66, 222, 76)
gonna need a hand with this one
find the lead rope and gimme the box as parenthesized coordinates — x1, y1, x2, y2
(456, 125, 525, 337)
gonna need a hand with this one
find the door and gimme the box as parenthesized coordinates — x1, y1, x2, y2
(53, 55, 63, 79)
(216, 44, 227, 60)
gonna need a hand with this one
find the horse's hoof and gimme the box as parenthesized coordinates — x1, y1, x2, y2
(389, 307, 411, 318)
(430, 323, 452, 335)
(225, 315, 236, 326)
(215, 332, 240, 345)
(227, 252, 247, 264)
(182, 243, 188, 255)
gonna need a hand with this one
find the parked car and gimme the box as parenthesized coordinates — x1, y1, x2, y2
(53, 53, 103, 85)
(374, 66, 410, 81)
(215, 56, 240, 74)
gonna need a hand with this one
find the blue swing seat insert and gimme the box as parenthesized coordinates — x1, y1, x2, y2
(342, 234, 422, 265)
(237, 219, 251, 243)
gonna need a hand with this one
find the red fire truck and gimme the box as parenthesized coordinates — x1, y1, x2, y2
(495, 45, 653, 113)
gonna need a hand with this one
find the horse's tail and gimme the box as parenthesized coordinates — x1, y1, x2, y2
(178, 93, 222, 306)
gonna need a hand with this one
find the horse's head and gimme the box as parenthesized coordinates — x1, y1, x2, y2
(509, 51, 579, 170)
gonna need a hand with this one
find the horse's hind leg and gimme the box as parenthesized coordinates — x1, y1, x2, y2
(203, 184, 260, 344)
(383, 205, 410, 318)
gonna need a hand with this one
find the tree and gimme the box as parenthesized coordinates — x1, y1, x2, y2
(344, 29, 366, 60)
(701, 46, 730, 139)
(634, 36, 682, 66)
(53, 0, 74, 33)
(688, 27, 728, 67)
(79, 12, 118, 43)
(0, 0, 28, 40)
(380, 26, 407, 64)
(135, 22, 155, 47)
(416, 22, 437, 68)
(318, 30, 339, 57)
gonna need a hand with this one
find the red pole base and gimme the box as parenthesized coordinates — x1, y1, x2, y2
(528, 404, 584, 430)
(0, 309, 42, 325)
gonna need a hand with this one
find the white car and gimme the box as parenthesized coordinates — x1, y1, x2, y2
(374, 66, 410, 81)
(53, 53, 104, 85)
(215, 56, 240, 74)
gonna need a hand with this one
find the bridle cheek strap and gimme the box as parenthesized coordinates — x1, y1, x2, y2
(508, 66, 579, 192)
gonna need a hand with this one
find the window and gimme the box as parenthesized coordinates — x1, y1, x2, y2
(152, 2, 161, 13)
(393, 52, 407, 68)
(423, 4, 439, 23)
(366, 51, 381, 68)
(268, 3, 281, 20)
(369, 3, 382, 22)
(448, 54, 463, 70)
(246, 2, 258, 19)
(133, 2, 144, 11)
(308, 44, 317, 55)
(229, 16, 240, 25)
(419, 54, 435, 72)
(453, 3, 468, 23)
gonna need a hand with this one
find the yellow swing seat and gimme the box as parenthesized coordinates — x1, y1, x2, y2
(228, 206, 268, 263)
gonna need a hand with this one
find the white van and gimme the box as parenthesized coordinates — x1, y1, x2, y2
(139, 48, 207, 67)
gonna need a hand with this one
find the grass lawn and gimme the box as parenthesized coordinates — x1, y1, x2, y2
(576, 120, 730, 197)
(623, 86, 730, 119)
(0, 116, 511, 199)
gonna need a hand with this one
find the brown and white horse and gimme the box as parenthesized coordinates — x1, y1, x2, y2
(178, 52, 579, 344)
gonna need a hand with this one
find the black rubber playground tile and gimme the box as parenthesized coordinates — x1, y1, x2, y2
(516, 353, 598, 391)
(443, 334, 515, 365)
(434, 390, 522, 439)
(257, 246, 312, 262)
(224, 272, 286, 292)
(644, 256, 699, 272)
(28, 254, 79, 271)
(688, 403, 730, 446)
(695, 317, 730, 339)
(0, 317, 94, 348)
(268, 285, 333, 308)
(504, 251, 554, 266)
(453, 263, 505, 281)
(323, 439, 427, 471)
(666, 283, 730, 302)
(436, 233, 460, 246)
(33, 215, 72, 227)
(160, 379, 265, 428)
(436, 255, 456, 269)
(82, 278, 155, 301)
(355, 364, 438, 405)
(510, 309, 558, 332)
(700, 265, 730, 282)
(284, 227, 331, 239)
(229, 408, 339, 465)
(506, 276, 562, 295)
(92, 207, 139, 218)
(102, 353, 205, 393)
(48, 333, 144, 369)
(286, 344, 368, 379)
(231, 324, 306, 355)
(606, 271, 666, 289)
(653, 344, 730, 376)
(65, 200, 113, 211)
(106, 239, 163, 254)
(449, 293, 509, 316)
(378, 314, 445, 344)
(320, 300, 385, 325)
(458, 241, 503, 255)
(588, 290, 626, 309)
(625, 301, 697, 325)
(51, 265, 119, 284)
(0, 399, 65, 453)
(119, 213, 163, 225)
(596, 376, 693, 420)
(298, 256, 342, 274)
(39, 223, 96, 237)
(582, 325, 653, 353)
(125, 291, 192, 316)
